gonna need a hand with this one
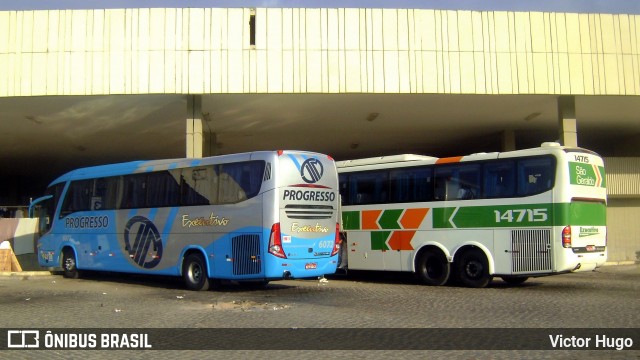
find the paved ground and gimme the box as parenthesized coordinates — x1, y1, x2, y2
(0, 265, 638, 359)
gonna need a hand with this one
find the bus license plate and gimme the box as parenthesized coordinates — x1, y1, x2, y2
(586, 245, 595, 252)
(305, 263, 317, 270)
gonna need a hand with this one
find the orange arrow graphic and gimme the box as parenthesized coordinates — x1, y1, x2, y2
(387, 231, 415, 250)
(362, 210, 382, 230)
(400, 208, 429, 229)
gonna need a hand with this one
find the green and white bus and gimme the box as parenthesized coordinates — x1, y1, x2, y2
(30, 150, 341, 290)
(337, 143, 607, 287)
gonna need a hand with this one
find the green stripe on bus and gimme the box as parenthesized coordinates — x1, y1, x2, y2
(433, 203, 605, 229)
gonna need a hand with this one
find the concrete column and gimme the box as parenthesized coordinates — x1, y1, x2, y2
(186, 95, 215, 158)
(558, 96, 578, 147)
(501, 129, 516, 151)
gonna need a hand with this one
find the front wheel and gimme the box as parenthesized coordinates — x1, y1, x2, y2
(182, 253, 211, 291)
(415, 249, 450, 286)
(456, 248, 492, 288)
(62, 248, 80, 279)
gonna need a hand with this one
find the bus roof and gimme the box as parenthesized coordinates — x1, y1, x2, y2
(48, 150, 328, 186)
(336, 143, 602, 171)
(336, 154, 438, 168)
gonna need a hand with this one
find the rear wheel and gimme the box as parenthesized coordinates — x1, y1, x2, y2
(62, 248, 80, 279)
(457, 248, 492, 288)
(182, 253, 210, 291)
(415, 249, 450, 286)
(501, 276, 529, 286)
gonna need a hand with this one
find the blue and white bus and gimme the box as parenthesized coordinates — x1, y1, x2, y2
(30, 151, 341, 290)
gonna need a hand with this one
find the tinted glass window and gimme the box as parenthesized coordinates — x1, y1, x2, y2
(517, 157, 555, 196)
(347, 171, 388, 205)
(181, 166, 218, 206)
(434, 164, 481, 201)
(389, 166, 433, 203)
(218, 161, 265, 204)
(60, 179, 93, 217)
(94, 176, 119, 210)
(121, 174, 147, 209)
(147, 171, 181, 207)
(483, 160, 516, 198)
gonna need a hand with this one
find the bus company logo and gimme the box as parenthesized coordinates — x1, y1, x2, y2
(300, 158, 324, 183)
(124, 216, 163, 269)
(579, 226, 599, 237)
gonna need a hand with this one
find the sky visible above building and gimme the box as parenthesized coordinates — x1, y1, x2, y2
(1, 0, 639, 14)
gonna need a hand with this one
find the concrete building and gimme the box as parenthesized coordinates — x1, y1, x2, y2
(0, 3, 638, 262)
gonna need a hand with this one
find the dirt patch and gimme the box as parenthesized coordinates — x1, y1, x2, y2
(209, 300, 291, 312)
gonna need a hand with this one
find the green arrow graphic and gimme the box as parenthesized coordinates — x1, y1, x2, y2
(377, 209, 403, 230)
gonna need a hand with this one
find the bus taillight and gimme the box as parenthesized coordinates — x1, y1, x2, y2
(562, 226, 572, 248)
(268, 223, 287, 258)
(331, 223, 340, 257)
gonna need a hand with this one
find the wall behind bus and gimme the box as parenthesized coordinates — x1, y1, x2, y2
(606, 199, 640, 263)
(604, 157, 640, 263)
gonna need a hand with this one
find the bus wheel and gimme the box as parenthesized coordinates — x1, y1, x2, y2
(62, 248, 80, 279)
(501, 276, 529, 286)
(457, 248, 492, 288)
(415, 249, 450, 286)
(182, 253, 210, 291)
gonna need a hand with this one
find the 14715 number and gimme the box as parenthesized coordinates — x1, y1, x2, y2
(494, 208, 548, 223)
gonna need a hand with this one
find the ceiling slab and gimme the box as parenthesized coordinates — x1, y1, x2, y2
(1, 93, 638, 189)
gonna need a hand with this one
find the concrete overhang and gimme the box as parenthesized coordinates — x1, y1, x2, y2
(1, 93, 639, 182)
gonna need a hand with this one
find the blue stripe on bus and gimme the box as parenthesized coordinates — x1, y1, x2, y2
(162, 207, 179, 238)
(148, 208, 158, 221)
(287, 154, 302, 172)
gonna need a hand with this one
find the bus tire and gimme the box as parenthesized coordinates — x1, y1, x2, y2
(501, 276, 529, 286)
(62, 248, 80, 279)
(457, 248, 492, 288)
(415, 249, 450, 286)
(182, 253, 210, 291)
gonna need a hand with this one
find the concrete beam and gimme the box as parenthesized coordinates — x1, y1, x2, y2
(558, 96, 578, 147)
(501, 129, 516, 151)
(186, 95, 216, 158)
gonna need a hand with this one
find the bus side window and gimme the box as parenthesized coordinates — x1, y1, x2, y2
(483, 161, 515, 198)
(517, 157, 555, 196)
(218, 161, 265, 204)
(349, 171, 388, 205)
(60, 179, 94, 217)
(181, 166, 217, 206)
(435, 164, 480, 201)
(147, 171, 181, 207)
(93, 177, 119, 210)
(121, 174, 147, 209)
(338, 174, 350, 205)
(389, 167, 432, 203)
